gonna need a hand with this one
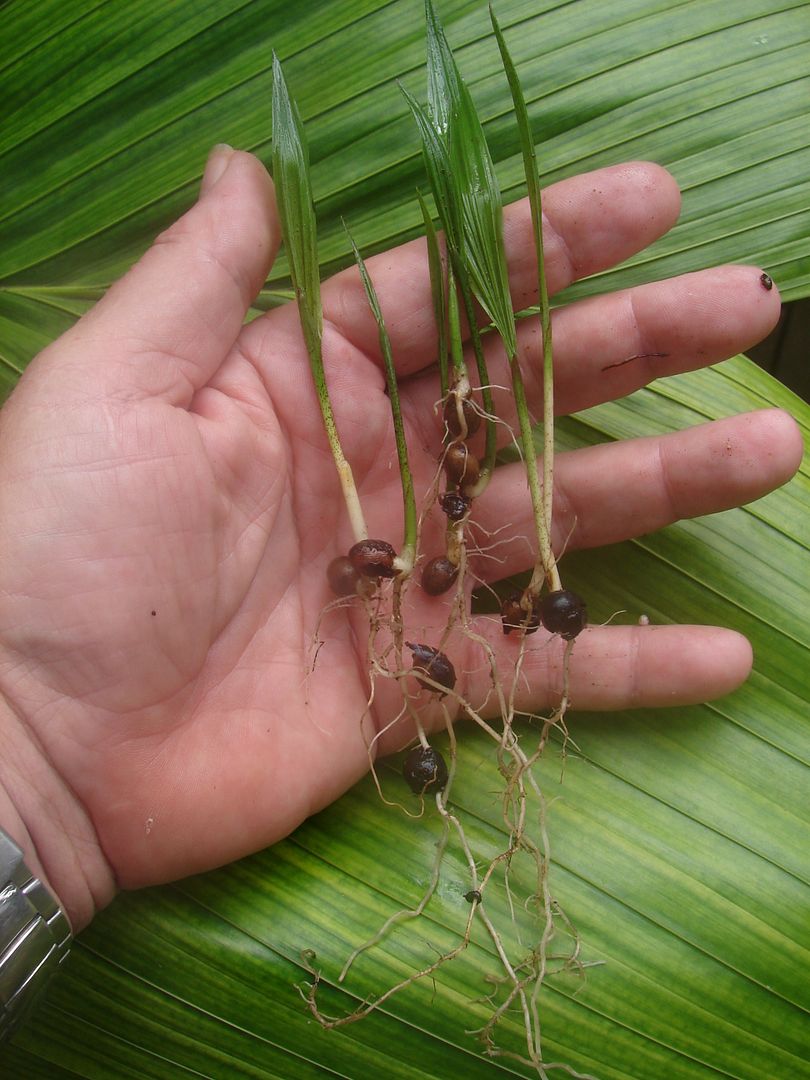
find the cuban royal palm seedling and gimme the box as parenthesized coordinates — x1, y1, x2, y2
(273, 54, 412, 590)
(273, 6, 595, 1075)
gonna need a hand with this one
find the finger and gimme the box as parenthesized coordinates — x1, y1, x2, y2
(541, 267, 782, 417)
(316, 161, 680, 378)
(489, 264, 782, 434)
(467, 409, 803, 583)
(458, 623, 754, 719)
(36, 147, 279, 406)
(402, 264, 782, 451)
(374, 622, 753, 753)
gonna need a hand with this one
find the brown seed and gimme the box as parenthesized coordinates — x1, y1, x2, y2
(443, 443, 480, 487)
(403, 745, 448, 794)
(406, 642, 456, 695)
(500, 591, 540, 635)
(440, 492, 471, 522)
(760, 272, 773, 291)
(443, 394, 481, 439)
(501, 594, 522, 635)
(326, 555, 360, 596)
(421, 556, 459, 596)
(348, 539, 397, 579)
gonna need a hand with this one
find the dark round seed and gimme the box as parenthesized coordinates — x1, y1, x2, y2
(440, 492, 471, 522)
(539, 589, 588, 640)
(348, 538, 397, 579)
(403, 745, 449, 794)
(464, 889, 482, 904)
(443, 394, 481, 439)
(443, 443, 480, 487)
(406, 642, 456, 695)
(326, 555, 360, 596)
(501, 594, 523, 635)
(421, 556, 459, 596)
(500, 591, 540, 635)
(760, 272, 773, 291)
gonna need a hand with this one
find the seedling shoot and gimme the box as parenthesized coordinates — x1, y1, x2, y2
(272, 5, 593, 1075)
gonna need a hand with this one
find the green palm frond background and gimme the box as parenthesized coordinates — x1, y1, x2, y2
(1, 1, 808, 1077)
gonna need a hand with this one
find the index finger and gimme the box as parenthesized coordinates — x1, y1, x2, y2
(319, 161, 681, 378)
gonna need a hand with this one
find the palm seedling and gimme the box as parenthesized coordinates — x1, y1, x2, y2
(273, 7, 603, 1074)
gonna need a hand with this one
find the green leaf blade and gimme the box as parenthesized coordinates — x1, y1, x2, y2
(345, 225, 416, 558)
(271, 53, 323, 361)
(400, 83, 461, 255)
(423, 0, 516, 356)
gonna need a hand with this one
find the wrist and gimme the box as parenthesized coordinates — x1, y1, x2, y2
(0, 693, 116, 934)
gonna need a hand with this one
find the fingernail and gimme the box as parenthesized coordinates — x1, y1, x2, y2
(201, 143, 234, 194)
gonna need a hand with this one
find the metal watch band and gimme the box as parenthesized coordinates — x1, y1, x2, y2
(0, 828, 72, 1040)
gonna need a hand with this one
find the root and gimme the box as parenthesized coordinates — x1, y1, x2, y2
(290, 18, 594, 1070)
(338, 810, 452, 982)
(302, 565, 588, 1074)
(305, 368, 586, 1076)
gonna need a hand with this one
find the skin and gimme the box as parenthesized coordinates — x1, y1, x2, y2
(0, 148, 801, 933)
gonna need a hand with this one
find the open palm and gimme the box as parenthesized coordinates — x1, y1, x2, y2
(0, 148, 799, 931)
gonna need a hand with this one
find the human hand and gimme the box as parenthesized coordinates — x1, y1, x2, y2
(0, 147, 800, 932)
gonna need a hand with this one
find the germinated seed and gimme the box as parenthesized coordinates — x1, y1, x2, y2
(421, 556, 459, 595)
(440, 492, 471, 521)
(539, 589, 587, 640)
(406, 642, 456, 694)
(348, 538, 397, 579)
(443, 443, 480, 487)
(501, 591, 540, 635)
(402, 744, 449, 794)
(326, 555, 360, 596)
(443, 394, 481, 439)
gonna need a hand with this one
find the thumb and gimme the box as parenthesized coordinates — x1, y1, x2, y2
(40, 146, 279, 406)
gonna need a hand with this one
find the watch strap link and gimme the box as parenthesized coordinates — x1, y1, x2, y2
(0, 829, 72, 1040)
